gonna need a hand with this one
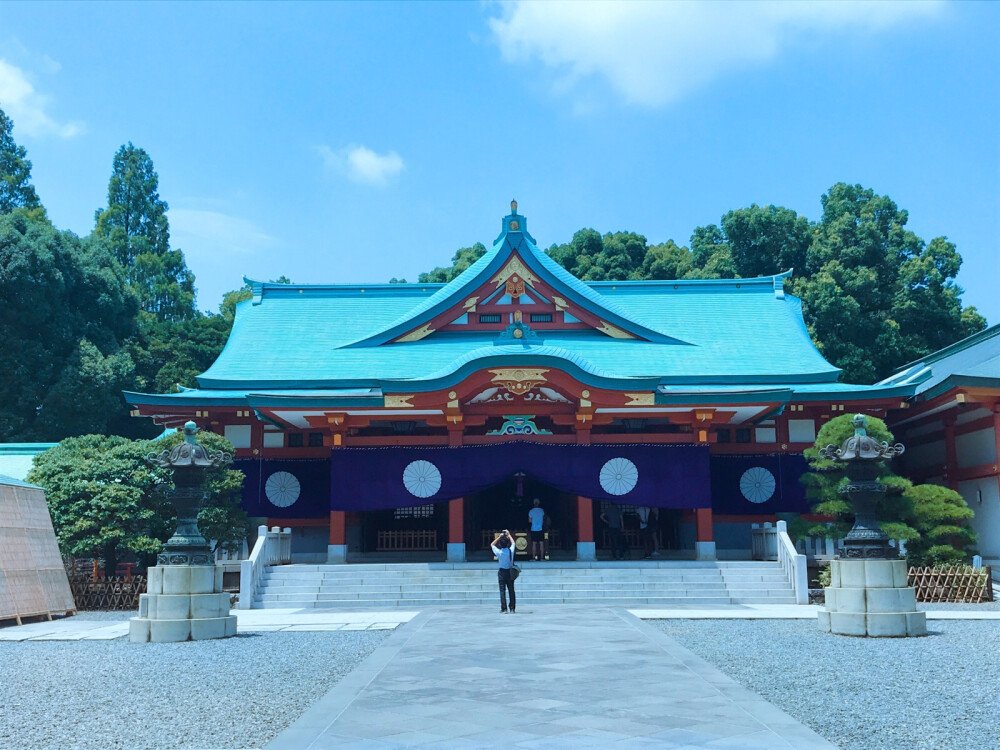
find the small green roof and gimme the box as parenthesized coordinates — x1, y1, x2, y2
(879, 324, 1000, 399)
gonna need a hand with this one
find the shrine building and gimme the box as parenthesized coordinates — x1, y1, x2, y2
(126, 203, 921, 564)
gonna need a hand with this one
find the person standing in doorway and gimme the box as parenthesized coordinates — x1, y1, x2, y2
(491, 529, 516, 614)
(638, 506, 660, 558)
(527, 498, 546, 561)
(600, 503, 628, 560)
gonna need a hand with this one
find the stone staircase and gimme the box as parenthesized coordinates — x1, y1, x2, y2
(252, 561, 797, 608)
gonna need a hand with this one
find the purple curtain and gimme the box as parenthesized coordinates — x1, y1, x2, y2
(235, 458, 331, 518)
(709, 454, 810, 514)
(329, 442, 711, 511)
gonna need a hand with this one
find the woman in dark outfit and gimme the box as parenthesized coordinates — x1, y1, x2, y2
(491, 530, 516, 614)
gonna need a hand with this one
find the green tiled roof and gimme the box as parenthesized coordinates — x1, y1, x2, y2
(878, 324, 1000, 399)
(125, 207, 930, 408)
(190, 209, 843, 392)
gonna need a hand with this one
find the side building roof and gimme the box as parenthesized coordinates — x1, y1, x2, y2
(878, 324, 1000, 399)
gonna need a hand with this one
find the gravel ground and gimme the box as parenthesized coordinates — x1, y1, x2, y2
(920, 600, 1000, 611)
(657, 619, 1000, 750)
(0, 628, 389, 750)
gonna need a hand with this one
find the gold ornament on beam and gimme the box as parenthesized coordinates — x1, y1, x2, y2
(596, 320, 636, 339)
(384, 395, 415, 408)
(624, 393, 655, 407)
(491, 257, 538, 288)
(394, 323, 435, 343)
(489, 368, 548, 396)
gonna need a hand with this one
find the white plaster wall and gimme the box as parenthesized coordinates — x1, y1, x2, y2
(224, 425, 252, 449)
(787, 419, 816, 443)
(955, 428, 997, 469)
(958, 478, 1000, 559)
(956, 407, 992, 426)
(755, 427, 776, 443)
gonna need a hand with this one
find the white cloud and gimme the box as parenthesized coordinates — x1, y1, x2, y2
(169, 209, 279, 257)
(0, 58, 82, 137)
(489, 1, 943, 108)
(317, 144, 405, 186)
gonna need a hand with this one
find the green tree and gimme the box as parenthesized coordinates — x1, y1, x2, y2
(94, 144, 196, 322)
(27, 431, 247, 572)
(415, 184, 984, 383)
(418, 242, 487, 283)
(0, 107, 41, 214)
(794, 184, 985, 382)
(0, 209, 137, 441)
(640, 240, 694, 280)
(721, 204, 812, 278)
(27, 435, 173, 574)
(796, 414, 975, 566)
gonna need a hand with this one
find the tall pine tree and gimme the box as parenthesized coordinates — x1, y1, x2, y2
(94, 144, 196, 322)
(0, 107, 41, 214)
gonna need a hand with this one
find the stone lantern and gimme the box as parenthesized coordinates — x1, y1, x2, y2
(817, 415, 926, 637)
(129, 422, 238, 643)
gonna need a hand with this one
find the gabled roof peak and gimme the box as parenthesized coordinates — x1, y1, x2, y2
(495, 200, 536, 245)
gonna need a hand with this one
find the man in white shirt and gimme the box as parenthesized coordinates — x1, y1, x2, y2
(527, 498, 547, 561)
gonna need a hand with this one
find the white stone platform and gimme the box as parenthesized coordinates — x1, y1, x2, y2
(818, 559, 927, 637)
(129, 564, 237, 643)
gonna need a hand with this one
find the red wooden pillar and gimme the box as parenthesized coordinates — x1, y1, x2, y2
(448, 498, 465, 545)
(577, 496, 594, 543)
(993, 406, 1000, 498)
(695, 507, 715, 560)
(328, 511, 347, 563)
(943, 413, 959, 491)
(695, 508, 714, 542)
(576, 496, 596, 560)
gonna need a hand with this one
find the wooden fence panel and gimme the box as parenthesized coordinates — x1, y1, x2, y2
(908, 566, 993, 603)
(68, 574, 146, 610)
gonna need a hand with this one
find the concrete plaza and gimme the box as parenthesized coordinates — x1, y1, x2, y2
(266, 605, 837, 749)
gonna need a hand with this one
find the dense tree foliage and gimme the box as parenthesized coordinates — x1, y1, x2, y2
(27, 431, 247, 572)
(795, 414, 975, 566)
(418, 242, 487, 283)
(0, 107, 41, 214)
(0, 209, 137, 440)
(420, 185, 985, 383)
(94, 144, 196, 322)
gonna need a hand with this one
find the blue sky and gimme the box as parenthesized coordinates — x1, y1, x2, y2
(1, 1, 998, 323)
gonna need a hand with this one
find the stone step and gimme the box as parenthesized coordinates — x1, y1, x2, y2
(271, 562, 783, 572)
(263, 567, 787, 585)
(252, 596, 749, 608)
(252, 562, 795, 609)
(257, 586, 793, 601)
(257, 584, 737, 594)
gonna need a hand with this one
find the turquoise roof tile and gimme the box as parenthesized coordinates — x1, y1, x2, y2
(878, 323, 1000, 398)
(128, 207, 926, 407)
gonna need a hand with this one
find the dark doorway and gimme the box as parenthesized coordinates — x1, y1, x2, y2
(467, 477, 575, 560)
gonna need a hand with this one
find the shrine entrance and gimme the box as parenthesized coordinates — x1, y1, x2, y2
(466, 476, 576, 561)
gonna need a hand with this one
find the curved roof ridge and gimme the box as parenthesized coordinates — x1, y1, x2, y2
(386, 342, 643, 385)
(588, 269, 793, 289)
(342, 208, 687, 347)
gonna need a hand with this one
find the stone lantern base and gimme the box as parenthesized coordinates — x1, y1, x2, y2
(129, 565, 236, 643)
(818, 559, 926, 637)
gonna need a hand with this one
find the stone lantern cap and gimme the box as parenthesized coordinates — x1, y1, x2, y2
(147, 421, 231, 470)
(819, 414, 904, 463)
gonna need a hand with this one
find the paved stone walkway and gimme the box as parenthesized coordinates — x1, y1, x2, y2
(266, 606, 838, 749)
